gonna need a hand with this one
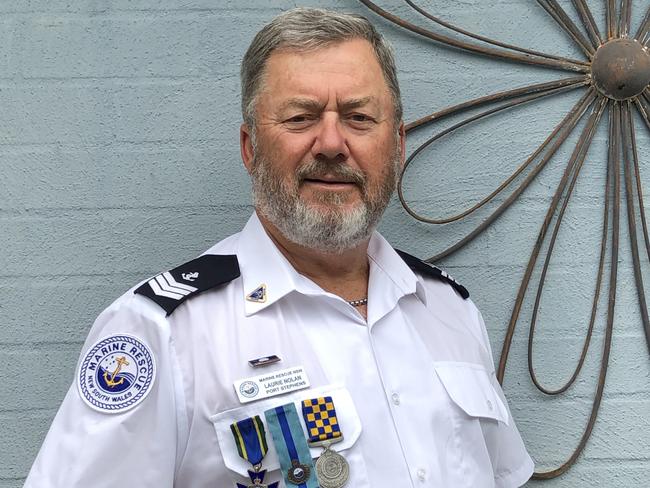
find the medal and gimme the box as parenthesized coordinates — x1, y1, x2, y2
(302, 396, 350, 488)
(238, 470, 271, 488)
(264, 403, 319, 488)
(287, 459, 311, 484)
(230, 415, 279, 488)
(314, 445, 349, 488)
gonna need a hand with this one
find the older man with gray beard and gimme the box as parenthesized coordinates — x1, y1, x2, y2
(25, 8, 533, 488)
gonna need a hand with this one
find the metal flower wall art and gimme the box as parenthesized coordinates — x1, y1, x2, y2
(359, 0, 650, 480)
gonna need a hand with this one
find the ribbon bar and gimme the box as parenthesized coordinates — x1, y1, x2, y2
(264, 403, 318, 488)
(301, 396, 343, 445)
(230, 415, 269, 467)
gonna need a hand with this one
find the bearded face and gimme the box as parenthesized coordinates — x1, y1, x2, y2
(250, 144, 402, 254)
(241, 40, 405, 253)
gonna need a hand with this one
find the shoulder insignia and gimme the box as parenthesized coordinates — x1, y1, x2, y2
(396, 249, 470, 300)
(78, 334, 155, 413)
(135, 254, 240, 316)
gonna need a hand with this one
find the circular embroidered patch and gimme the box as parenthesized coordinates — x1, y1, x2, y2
(78, 334, 156, 413)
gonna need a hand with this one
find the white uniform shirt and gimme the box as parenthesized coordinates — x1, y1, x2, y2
(25, 213, 534, 488)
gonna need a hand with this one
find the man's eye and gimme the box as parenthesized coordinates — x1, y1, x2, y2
(285, 115, 313, 124)
(347, 113, 376, 124)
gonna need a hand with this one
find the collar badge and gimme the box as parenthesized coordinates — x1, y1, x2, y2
(247, 284, 267, 303)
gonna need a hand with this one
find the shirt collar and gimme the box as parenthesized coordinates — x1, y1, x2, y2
(236, 213, 427, 316)
(236, 213, 304, 316)
(366, 231, 428, 324)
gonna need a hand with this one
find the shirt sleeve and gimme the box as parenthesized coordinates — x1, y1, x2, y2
(472, 305, 535, 488)
(23, 294, 179, 488)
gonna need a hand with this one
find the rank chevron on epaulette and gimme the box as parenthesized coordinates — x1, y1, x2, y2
(438, 269, 458, 285)
(395, 249, 470, 299)
(135, 254, 240, 316)
(148, 271, 198, 300)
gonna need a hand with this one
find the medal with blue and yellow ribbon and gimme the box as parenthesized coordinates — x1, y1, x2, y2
(264, 403, 318, 488)
(230, 415, 279, 488)
(302, 396, 349, 488)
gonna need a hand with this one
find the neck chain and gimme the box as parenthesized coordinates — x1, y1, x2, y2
(347, 297, 368, 307)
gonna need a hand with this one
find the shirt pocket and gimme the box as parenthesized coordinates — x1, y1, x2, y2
(435, 362, 509, 424)
(434, 362, 509, 488)
(210, 384, 370, 487)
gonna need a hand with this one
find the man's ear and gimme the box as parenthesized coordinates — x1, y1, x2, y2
(240, 123, 255, 174)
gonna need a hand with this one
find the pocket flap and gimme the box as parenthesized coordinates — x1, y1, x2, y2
(435, 362, 509, 425)
(210, 384, 362, 476)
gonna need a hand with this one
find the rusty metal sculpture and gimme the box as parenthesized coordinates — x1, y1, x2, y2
(359, 0, 650, 480)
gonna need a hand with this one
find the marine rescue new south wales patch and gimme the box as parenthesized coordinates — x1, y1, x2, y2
(77, 334, 156, 414)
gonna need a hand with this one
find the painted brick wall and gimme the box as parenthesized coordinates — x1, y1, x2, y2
(1, 1, 648, 487)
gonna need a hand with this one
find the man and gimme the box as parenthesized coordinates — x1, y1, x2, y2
(25, 8, 533, 488)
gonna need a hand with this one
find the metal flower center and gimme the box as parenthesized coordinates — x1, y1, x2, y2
(591, 38, 650, 100)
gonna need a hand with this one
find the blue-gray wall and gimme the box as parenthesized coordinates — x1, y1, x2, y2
(1, 1, 648, 486)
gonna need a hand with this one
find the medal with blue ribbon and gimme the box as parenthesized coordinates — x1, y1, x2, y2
(264, 403, 318, 488)
(230, 415, 279, 488)
(302, 396, 349, 488)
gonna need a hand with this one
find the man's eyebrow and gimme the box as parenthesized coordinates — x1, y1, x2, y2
(338, 96, 375, 110)
(278, 96, 377, 113)
(278, 98, 324, 112)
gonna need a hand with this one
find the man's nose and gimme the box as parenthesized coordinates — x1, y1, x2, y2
(311, 114, 350, 161)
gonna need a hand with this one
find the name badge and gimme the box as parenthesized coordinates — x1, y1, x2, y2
(234, 366, 311, 404)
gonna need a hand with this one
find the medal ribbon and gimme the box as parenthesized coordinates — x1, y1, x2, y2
(301, 396, 343, 445)
(264, 403, 318, 488)
(230, 415, 269, 466)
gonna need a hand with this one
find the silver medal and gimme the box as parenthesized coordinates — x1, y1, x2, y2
(315, 446, 349, 488)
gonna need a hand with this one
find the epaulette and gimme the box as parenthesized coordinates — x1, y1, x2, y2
(396, 249, 470, 300)
(135, 254, 240, 316)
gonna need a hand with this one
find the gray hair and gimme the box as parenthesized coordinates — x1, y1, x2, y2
(240, 8, 403, 130)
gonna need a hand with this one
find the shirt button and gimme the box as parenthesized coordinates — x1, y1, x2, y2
(391, 393, 400, 405)
(487, 400, 493, 411)
(417, 468, 426, 481)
